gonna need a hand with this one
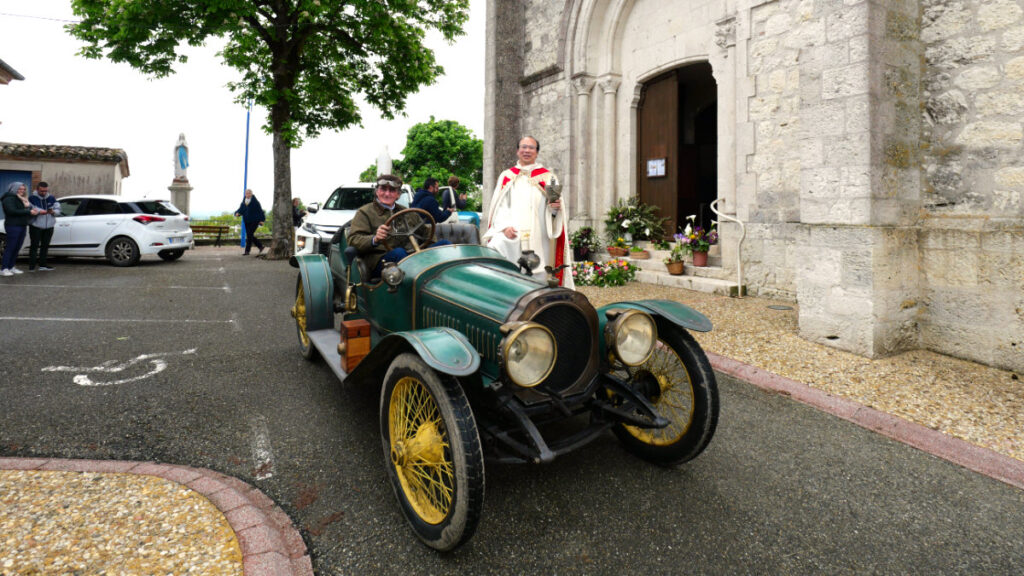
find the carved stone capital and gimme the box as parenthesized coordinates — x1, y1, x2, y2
(715, 17, 736, 50)
(572, 75, 596, 95)
(598, 75, 621, 94)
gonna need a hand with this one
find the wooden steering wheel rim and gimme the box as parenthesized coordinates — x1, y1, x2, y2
(382, 208, 436, 252)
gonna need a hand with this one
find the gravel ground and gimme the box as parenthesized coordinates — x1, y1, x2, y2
(0, 471, 241, 575)
(578, 284, 1024, 463)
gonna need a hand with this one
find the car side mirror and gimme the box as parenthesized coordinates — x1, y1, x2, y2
(307, 202, 320, 214)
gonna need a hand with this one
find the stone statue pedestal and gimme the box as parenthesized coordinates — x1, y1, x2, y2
(168, 179, 193, 216)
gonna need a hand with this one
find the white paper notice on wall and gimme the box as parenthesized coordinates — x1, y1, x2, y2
(647, 158, 666, 178)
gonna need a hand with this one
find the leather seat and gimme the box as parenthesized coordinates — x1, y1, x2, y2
(433, 221, 480, 245)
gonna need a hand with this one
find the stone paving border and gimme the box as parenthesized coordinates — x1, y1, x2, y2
(708, 352, 1024, 491)
(0, 457, 312, 576)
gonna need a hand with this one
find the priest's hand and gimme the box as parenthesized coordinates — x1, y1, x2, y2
(502, 226, 518, 239)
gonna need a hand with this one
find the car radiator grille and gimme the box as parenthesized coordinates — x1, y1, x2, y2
(531, 304, 592, 395)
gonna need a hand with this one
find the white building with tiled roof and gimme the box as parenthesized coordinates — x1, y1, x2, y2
(0, 142, 130, 198)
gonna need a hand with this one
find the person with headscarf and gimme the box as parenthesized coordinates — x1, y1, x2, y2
(1, 182, 41, 276)
(233, 188, 265, 255)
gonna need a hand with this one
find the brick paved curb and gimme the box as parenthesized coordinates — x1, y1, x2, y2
(707, 352, 1024, 491)
(0, 458, 313, 576)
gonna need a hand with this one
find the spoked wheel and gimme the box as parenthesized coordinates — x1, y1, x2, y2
(291, 275, 316, 359)
(381, 353, 484, 551)
(610, 324, 719, 466)
(382, 208, 436, 252)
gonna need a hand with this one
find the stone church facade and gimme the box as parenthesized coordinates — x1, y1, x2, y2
(484, 0, 1023, 372)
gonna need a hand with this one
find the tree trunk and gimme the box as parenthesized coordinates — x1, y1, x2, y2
(267, 98, 293, 259)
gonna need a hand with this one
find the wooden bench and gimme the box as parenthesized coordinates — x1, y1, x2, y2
(190, 224, 231, 246)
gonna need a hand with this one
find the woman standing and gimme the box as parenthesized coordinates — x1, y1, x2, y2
(1, 182, 41, 276)
(234, 188, 266, 255)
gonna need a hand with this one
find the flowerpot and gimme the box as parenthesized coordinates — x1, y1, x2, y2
(630, 250, 650, 260)
(666, 261, 685, 275)
(692, 251, 709, 267)
(607, 246, 628, 257)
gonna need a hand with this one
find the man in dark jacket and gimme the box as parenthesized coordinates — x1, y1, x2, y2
(234, 188, 265, 255)
(410, 177, 454, 224)
(28, 181, 60, 271)
(348, 175, 449, 278)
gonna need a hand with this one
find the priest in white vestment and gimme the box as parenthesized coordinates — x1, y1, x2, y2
(483, 136, 574, 289)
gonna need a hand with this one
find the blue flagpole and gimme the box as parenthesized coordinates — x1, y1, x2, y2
(241, 98, 252, 248)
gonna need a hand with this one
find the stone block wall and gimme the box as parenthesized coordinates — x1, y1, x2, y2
(921, 0, 1024, 371)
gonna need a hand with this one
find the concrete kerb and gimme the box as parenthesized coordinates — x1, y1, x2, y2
(707, 352, 1024, 492)
(0, 458, 313, 576)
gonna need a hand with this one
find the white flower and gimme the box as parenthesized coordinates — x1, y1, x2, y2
(684, 223, 693, 236)
(645, 228, 650, 236)
(686, 214, 696, 222)
(621, 219, 631, 229)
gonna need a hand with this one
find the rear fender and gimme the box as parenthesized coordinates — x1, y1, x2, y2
(295, 254, 334, 331)
(347, 327, 480, 384)
(596, 299, 712, 337)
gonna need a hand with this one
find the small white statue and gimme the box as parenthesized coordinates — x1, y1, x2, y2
(174, 133, 189, 181)
(377, 145, 392, 177)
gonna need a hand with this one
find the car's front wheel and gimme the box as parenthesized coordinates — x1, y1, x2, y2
(610, 323, 719, 466)
(158, 249, 185, 261)
(105, 236, 140, 267)
(380, 353, 484, 551)
(291, 274, 316, 360)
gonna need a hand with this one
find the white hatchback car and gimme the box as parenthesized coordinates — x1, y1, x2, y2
(0, 194, 194, 267)
(295, 182, 413, 256)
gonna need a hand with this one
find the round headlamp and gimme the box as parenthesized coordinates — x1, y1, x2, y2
(605, 309, 657, 366)
(501, 322, 556, 388)
(381, 262, 405, 289)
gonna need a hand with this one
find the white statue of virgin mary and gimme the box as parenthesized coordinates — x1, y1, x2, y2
(174, 133, 189, 181)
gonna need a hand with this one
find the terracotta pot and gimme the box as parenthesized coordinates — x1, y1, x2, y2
(692, 251, 709, 267)
(665, 260, 685, 275)
(607, 246, 628, 257)
(630, 250, 650, 260)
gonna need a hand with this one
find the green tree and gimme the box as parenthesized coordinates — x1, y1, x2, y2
(68, 0, 470, 259)
(356, 117, 482, 203)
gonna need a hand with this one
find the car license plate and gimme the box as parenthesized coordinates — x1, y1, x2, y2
(169, 237, 178, 244)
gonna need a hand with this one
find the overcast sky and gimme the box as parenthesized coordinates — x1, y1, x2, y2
(0, 0, 485, 217)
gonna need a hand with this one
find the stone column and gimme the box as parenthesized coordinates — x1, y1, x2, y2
(599, 75, 621, 212)
(572, 75, 596, 220)
(484, 0, 523, 218)
(167, 181, 193, 217)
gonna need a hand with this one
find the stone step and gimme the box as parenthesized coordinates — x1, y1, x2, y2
(592, 249, 742, 296)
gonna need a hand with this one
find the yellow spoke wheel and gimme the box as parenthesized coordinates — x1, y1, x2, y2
(389, 376, 454, 524)
(291, 275, 315, 359)
(610, 326, 719, 466)
(381, 353, 484, 551)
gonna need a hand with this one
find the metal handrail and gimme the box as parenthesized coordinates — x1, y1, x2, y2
(710, 199, 745, 298)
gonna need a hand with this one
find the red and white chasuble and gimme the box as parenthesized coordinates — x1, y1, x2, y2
(483, 163, 574, 289)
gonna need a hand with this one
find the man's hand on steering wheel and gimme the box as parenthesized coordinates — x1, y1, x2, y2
(381, 208, 436, 252)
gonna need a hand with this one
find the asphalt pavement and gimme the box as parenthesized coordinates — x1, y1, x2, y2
(1, 245, 1022, 575)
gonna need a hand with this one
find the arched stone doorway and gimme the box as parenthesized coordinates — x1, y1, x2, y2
(636, 62, 717, 237)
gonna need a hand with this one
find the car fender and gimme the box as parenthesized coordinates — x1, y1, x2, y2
(294, 253, 334, 332)
(348, 327, 480, 383)
(596, 299, 713, 334)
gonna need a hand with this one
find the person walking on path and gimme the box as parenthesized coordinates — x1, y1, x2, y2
(28, 181, 60, 271)
(1, 182, 41, 276)
(234, 188, 265, 255)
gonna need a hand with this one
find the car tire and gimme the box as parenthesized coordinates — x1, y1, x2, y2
(610, 322, 719, 467)
(158, 249, 185, 261)
(292, 274, 317, 360)
(380, 353, 484, 552)
(105, 236, 141, 267)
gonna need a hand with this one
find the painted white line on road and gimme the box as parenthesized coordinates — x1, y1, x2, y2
(0, 317, 231, 324)
(0, 284, 229, 291)
(42, 349, 198, 387)
(230, 312, 242, 332)
(250, 415, 275, 480)
(222, 282, 232, 294)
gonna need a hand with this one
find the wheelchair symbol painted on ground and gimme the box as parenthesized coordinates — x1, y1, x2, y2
(42, 349, 198, 386)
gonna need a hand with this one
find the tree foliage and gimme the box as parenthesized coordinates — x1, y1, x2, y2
(359, 116, 482, 194)
(68, 0, 470, 258)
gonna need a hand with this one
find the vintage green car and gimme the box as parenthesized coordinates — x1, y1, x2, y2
(290, 209, 719, 551)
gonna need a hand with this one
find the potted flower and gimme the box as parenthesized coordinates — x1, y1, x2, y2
(663, 236, 687, 275)
(629, 245, 650, 259)
(569, 226, 601, 261)
(607, 236, 629, 257)
(679, 216, 719, 267)
(604, 197, 668, 245)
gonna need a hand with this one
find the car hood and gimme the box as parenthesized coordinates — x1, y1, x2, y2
(306, 208, 358, 229)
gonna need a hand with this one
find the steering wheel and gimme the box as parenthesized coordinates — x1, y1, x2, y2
(382, 208, 436, 252)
